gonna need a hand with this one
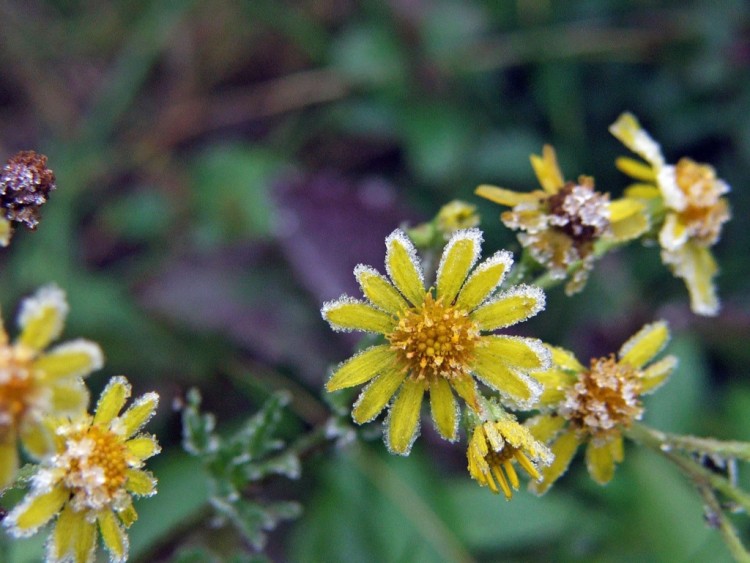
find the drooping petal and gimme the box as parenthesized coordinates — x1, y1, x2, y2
(16, 284, 69, 352)
(530, 145, 565, 194)
(0, 436, 19, 490)
(326, 345, 397, 391)
(118, 392, 159, 439)
(429, 377, 458, 441)
(94, 376, 131, 427)
(49, 503, 96, 563)
(659, 213, 689, 252)
(321, 298, 395, 334)
(385, 378, 424, 455)
(615, 156, 656, 181)
(471, 285, 545, 331)
(436, 229, 481, 304)
(99, 509, 129, 563)
(472, 349, 541, 408)
(618, 321, 670, 369)
(354, 265, 408, 314)
(5, 485, 68, 536)
(125, 468, 157, 497)
(530, 429, 581, 495)
(33, 339, 103, 380)
(586, 436, 623, 485)
(475, 185, 541, 207)
(352, 368, 407, 423)
(526, 414, 566, 443)
(640, 355, 678, 394)
(385, 230, 425, 306)
(126, 435, 162, 461)
(455, 250, 513, 311)
(662, 243, 719, 316)
(478, 335, 550, 371)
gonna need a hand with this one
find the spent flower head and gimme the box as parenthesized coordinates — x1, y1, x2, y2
(322, 228, 549, 455)
(610, 112, 731, 315)
(0, 285, 103, 489)
(477, 145, 649, 295)
(526, 321, 677, 493)
(3, 376, 161, 563)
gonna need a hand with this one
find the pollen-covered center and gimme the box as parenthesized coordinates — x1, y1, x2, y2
(388, 293, 480, 381)
(62, 425, 129, 511)
(560, 355, 643, 442)
(674, 158, 730, 245)
(0, 345, 37, 431)
(546, 180, 610, 246)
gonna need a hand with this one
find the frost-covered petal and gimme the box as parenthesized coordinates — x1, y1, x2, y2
(615, 156, 656, 182)
(125, 468, 157, 496)
(352, 367, 407, 424)
(478, 335, 550, 371)
(354, 265, 408, 314)
(450, 373, 481, 412)
(659, 213, 689, 252)
(321, 298, 396, 334)
(126, 434, 161, 461)
(49, 503, 96, 563)
(618, 321, 670, 369)
(50, 379, 89, 416)
(530, 145, 565, 194)
(471, 285, 545, 331)
(609, 113, 665, 169)
(662, 243, 719, 316)
(548, 346, 585, 372)
(608, 199, 649, 242)
(19, 418, 54, 459)
(526, 414, 566, 443)
(530, 429, 580, 495)
(16, 284, 69, 351)
(586, 436, 623, 485)
(5, 485, 68, 536)
(118, 391, 159, 439)
(475, 185, 542, 207)
(429, 377, 458, 441)
(532, 367, 575, 405)
(385, 230, 425, 306)
(99, 509, 129, 563)
(640, 355, 678, 394)
(0, 436, 19, 490)
(386, 378, 424, 455)
(33, 339, 103, 380)
(94, 376, 131, 427)
(117, 496, 138, 528)
(624, 184, 661, 200)
(436, 229, 481, 304)
(326, 345, 397, 392)
(472, 348, 542, 408)
(455, 250, 513, 311)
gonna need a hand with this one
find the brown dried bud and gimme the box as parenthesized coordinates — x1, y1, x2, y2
(0, 150, 56, 230)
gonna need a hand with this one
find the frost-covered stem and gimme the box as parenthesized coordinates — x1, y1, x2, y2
(697, 483, 750, 563)
(638, 426, 750, 462)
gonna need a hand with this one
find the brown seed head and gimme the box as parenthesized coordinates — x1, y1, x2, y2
(0, 151, 56, 230)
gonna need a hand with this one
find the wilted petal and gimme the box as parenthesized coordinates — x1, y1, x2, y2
(662, 243, 719, 316)
(530, 145, 565, 194)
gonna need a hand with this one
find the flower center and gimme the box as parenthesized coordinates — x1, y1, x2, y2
(546, 180, 610, 247)
(674, 158, 730, 246)
(388, 293, 480, 381)
(560, 355, 643, 442)
(0, 345, 37, 432)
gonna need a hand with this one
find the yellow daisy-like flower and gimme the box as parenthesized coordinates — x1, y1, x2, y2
(0, 285, 103, 490)
(3, 376, 160, 563)
(467, 413, 552, 500)
(322, 228, 549, 455)
(609, 112, 731, 316)
(476, 145, 649, 295)
(526, 321, 678, 493)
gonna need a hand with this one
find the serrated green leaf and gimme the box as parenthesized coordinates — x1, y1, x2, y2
(182, 388, 219, 457)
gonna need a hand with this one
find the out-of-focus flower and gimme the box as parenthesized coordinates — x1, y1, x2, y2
(0, 151, 56, 246)
(436, 200, 480, 238)
(3, 376, 160, 563)
(322, 228, 549, 455)
(527, 321, 677, 493)
(0, 285, 103, 490)
(476, 145, 649, 295)
(610, 113, 731, 316)
(467, 411, 552, 500)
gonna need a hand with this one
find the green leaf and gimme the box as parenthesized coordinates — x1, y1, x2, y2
(182, 388, 219, 457)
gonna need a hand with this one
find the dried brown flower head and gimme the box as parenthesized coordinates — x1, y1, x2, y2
(0, 150, 56, 231)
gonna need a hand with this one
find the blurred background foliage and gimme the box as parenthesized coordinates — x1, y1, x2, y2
(1, 0, 749, 561)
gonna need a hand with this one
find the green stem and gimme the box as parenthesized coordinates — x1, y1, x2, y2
(641, 427, 750, 462)
(697, 484, 750, 563)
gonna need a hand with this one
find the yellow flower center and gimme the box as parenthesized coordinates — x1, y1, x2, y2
(388, 293, 480, 381)
(0, 345, 37, 433)
(561, 355, 643, 442)
(674, 158, 730, 246)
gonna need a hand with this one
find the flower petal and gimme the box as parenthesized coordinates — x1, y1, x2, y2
(354, 265, 408, 314)
(609, 113, 665, 168)
(615, 156, 656, 181)
(450, 373, 481, 412)
(118, 392, 159, 439)
(352, 367, 407, 424)
(662, 243, 719, 316)
(526, 414, 566, 442)
(5, 485, 68, 536)
(385, 230, 425, 306)
(619, 321, 670, 369)
(472, 348, 541, 408)
(326, 345, 397, 392)
(94, 376, 131, 427)
(640, 355, 678, 394)
(16, 284, 69, 351)
(0, 218, 11, 247)
(117, 496, 138, 528)
(549, 346, 585, 372)
(33, 339, 104, 380)
(659, 213, 689, 252)
(455, 250, 513, 311)
(532, 367, 575, 405)
(50, 379, 89, 416)
(429, 377, 458, 441)
(530, 145, 565, 194)
(126, 468, 157, 496)
(99, 509, 129, 563)
(126, 435, 162, 461)
(530, 429, 581, 495)
(49, 504, 96, 563)
(0, 435, 19, 490)
(321, 298, 395, 334)
(475, 185, 541, 206)
(478, 335, 550, 371)
(471, 285, 545, 331)
(436, 229, 481, 304)
(20, 419, 54, 459)
(624, 184, 661, 199)
(385, 378, 424, 455)
(608, 199, 649, 242)
(586, 436, 623, 485)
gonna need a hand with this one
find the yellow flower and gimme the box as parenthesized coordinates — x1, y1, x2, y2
(476, 145, 648, 295)
(0, 285, 103, 490)
(527, 321, 678, 493)
(467, 413, 552, 500)
(3, 376, 160, 563)
(322, 228, 549, 455)
(436, 200, 480, 238)
(609, 112, 731, 316)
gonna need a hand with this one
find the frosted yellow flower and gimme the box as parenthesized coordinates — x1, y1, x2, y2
(0, 285, 103, 490)
(467, 412, 552, 500)
(610, 112, 731, 316)
(3, 376, 160, 563)
(526, 321, 677, 493)
(322, 228, 548, 455)
(476, 145, 648, 295)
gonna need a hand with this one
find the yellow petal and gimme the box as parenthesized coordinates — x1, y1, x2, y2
(532, 367, 575, 405)
(327, 345, 397, 392)
(615, 156, 656, 181)
(33, 340, 103, 380)
(354, 265, 408, 314)
(530, 429, 580, 495)
(8, 486, 68, 535)
(98, 510, 129, 562)
(609, 112, 665, 168)
(126, 435, 161, 461)
(624, 184, 661, 199)
(116, 496, 138, 528)
(436, 230, 481, 304)
(472, 348, 541, 408)
(385, 230, 425, 306)
(641, 355, 678, 394)
(429, 377, 458, 441)
(322, 299, 395, 334)
(119, 392, 159, 439)
(0, 435, 19, 490)
(530, 145, 564, 193)
(386, 378, 424, 455)
(475, 185, 540, 206)
(609, 200, 649, 242)
(455, 250, 512, 311)
(471, 285, 545, 331)
(586, 436, 623, 485)
(662, 243, 719, 316)
(126, 468, 157, 497)
(50, 380, 89, 416)
(352, 367, 407, 423)
(478, 335, 550, 371)
(20, 419, 54, 460)
(526, 414, 566, 443)
(0, 217, 11, 246)
(549, 346, 584, 372)
(16, 285, 68, 351)
(94, 375, 131, 427)
(50, 504, 95, 563)
(659, 213, 689, 252)
(619, 321, 670, 369)
(450, 373, 481, 412)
